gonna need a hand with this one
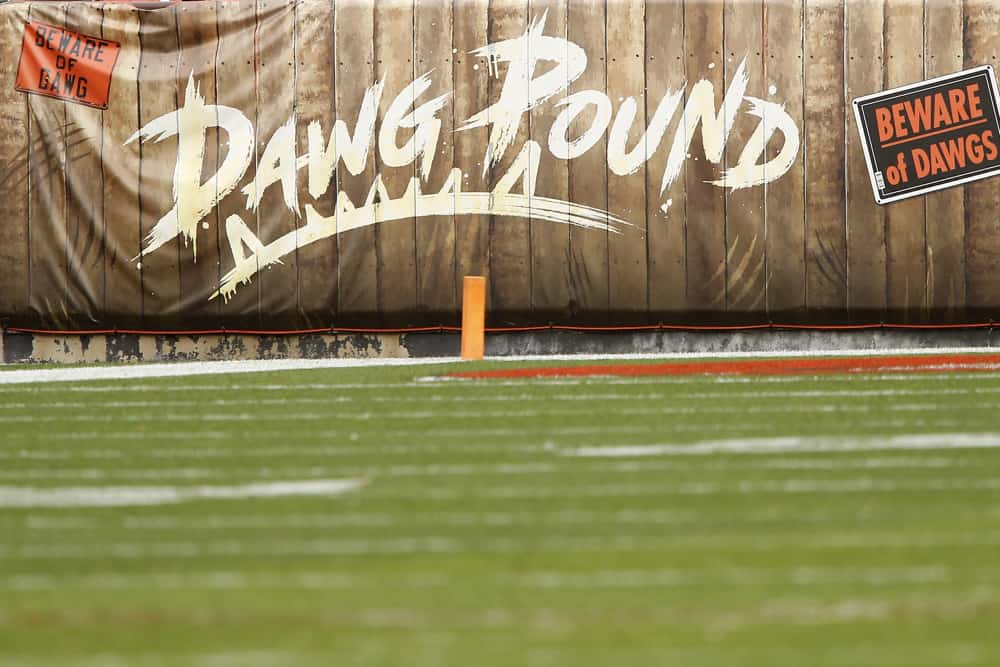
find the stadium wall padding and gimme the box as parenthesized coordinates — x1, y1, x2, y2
(1, 0, 999, 331)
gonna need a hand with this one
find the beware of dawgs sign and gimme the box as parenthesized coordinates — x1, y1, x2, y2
(853, 66, 1000, 205)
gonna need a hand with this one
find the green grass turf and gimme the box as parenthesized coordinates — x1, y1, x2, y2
(1, 358, 999, 666)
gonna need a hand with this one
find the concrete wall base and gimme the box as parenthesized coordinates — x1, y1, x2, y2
(2, 328, 998, 364)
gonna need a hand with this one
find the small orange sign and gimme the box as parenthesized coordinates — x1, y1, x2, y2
(15, 22, 121, 110)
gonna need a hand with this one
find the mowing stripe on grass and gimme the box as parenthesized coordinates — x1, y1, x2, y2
(0, 478, 366, 508)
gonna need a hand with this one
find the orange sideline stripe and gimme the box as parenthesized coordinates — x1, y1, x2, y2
(448, 353, 1000, 379)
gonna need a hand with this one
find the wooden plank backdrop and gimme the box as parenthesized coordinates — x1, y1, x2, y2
(763, 0, 805, 321)
(724, 0, 765, 315)
(486, 0, 531, 323)
(845, 0, 886, 320)
(683, 0, 727, 321)
(26, 2, 70, 328)
(528, 0, 571, 323)
(923, 0, 966, 321)
(334, 0, 379, 324)
(136, 2, 180, 325)
(645, 0, 686, 318)
(376, 0, 418, 322)
(100, 2, 142, 328)
(606, 0, 647, 321)
(884, 0, 928, 321)
(0, 2, 31, 323)
(214, 0, 260, 328)
(414, 0, 457, 321)
(964, 0, 1000, 319)
(566, 0, 609, 323)
(1, 0, 999, 331)
(176, 0, 221, 325)
(803, 0, 848, 319)
(63, 1, 105, 326)
(294, 0, 337, 327)
(253, 0, 299, 326)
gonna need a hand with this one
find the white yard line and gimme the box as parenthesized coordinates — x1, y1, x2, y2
(0, 478, 365, 508)
(5, 371, 1000, 393)
(564, 433, 1000, 458)
(1, 347, 998, 385)
(0, 357, 457, 386)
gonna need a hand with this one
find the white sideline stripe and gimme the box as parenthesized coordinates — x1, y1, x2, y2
(0, 358, 458, 386)
(0, 347, 997, 385)
(565, 433, 1000, 458)
(0, 478, 365, 508)
(5, 371, 1000, 393)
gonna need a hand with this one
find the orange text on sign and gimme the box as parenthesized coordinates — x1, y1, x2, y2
(874, 83, 985, 146)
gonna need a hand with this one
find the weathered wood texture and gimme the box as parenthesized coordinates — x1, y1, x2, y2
(136, 3, 180, 325)
(0, 0, 998, 331)
(0, 2, 31, 323)
(763, 0, 805, 321)
(963, 0, 1000, 318)
(566, 0, 609, 323)
(26, 2, 70, 328)
(845, 0, 886, 319)
(100, 3, 142, 327)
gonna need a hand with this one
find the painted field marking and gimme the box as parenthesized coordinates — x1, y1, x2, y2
(0, 357, 456, 386)
(564, 433, 1000, 458)
(449, 353, 1000, 379)
(2, 348, 999, 386)
(5, 370, 1000, 394)
(0, 478, 365, 508)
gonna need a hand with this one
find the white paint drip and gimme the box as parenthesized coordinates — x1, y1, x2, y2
(564, 433, 1000, 458)
(0, 478, 365, 508)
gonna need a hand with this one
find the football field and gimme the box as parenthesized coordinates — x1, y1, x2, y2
(1, 353, 999, 666)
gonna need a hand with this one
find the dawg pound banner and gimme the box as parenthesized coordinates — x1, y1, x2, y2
(1, 0, 999, 331)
